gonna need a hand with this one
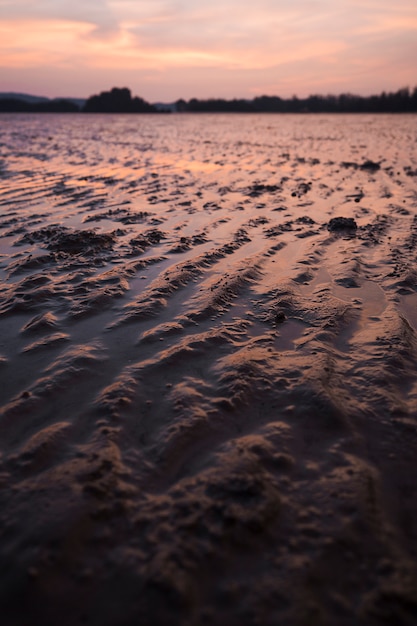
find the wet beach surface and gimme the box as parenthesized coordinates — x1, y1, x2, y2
(1, 112, 417, 625)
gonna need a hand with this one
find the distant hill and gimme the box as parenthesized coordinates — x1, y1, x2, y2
(0, 93, 86, 108)
(0, 92, 50, 104)
(0, 92, 173, 111)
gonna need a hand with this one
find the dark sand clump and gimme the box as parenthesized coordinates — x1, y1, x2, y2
(0, 112, 417, 625)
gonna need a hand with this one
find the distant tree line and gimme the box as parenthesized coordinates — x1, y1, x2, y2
(1, 86, 416, 113)
(176, 87, 417, 113)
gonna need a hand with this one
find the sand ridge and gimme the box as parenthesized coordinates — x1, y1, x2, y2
(0, 112, 417, 625)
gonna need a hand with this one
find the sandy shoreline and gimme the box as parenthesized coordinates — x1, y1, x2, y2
(1, 112, 417, 625)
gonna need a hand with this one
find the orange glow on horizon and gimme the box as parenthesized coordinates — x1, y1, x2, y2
(0, 17, 349, 73)
(0, 20, 94, 67)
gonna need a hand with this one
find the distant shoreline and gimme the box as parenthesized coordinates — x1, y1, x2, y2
(1, 109, 417, 115)
(1, 85, 416, 114)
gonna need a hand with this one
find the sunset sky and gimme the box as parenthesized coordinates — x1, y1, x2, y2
(0, 0, 416, 102)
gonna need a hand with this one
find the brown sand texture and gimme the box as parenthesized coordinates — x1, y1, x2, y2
(1, 112, 417, 625)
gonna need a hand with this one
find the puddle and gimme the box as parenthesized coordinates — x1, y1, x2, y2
(399, 293, 417, 331)
(274, 319, 307, 351)
(333, 280, 386, 323)
(301, 266, 334, 294)
(300, 265, 389, 351)
(302, 266, 387, 330)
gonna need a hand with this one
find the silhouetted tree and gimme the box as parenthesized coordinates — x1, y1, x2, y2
(83, 87, 156, 113)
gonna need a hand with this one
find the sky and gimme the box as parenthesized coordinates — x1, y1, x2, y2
(0, 0, 416, 102)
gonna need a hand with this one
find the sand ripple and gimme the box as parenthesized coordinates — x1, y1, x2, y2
(1, 113, 417, 625)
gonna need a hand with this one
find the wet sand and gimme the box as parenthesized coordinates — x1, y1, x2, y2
(1, 112, 417, 625)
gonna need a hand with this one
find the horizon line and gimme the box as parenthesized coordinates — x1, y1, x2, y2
(1, 84, 417, 104)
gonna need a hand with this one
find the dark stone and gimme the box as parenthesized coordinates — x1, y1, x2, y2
(17, 226, 115, 255)
(247, 183, 281, 197)
(360, 160, 381, 171)
(275, 311, 287, 324)
(327, 217, 358, 232)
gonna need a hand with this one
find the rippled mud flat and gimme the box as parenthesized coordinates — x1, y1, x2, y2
(1, 112, 417, 625)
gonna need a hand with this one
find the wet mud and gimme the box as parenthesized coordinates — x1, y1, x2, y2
(0, 112, 417, 625)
